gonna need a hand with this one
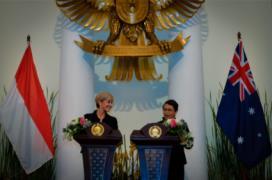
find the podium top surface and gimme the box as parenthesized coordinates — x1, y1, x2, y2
(74, 129, 122, 145)
(130, 130, 180, 145)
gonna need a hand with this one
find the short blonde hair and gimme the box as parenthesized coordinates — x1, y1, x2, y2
(95, 91, 114, 108)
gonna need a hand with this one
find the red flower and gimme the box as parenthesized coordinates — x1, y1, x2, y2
(79, 117, 86, 126)
(169, 119, 177, 128)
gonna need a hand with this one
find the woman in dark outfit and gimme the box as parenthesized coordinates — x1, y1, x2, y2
(84, 92, 118, 130)
(159, 99, 192, 180)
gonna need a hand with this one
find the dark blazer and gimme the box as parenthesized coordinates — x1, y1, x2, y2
(159, 119, 186, 180)
(84, 110, 118, 130)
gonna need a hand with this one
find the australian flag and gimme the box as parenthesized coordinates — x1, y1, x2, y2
(217, 40, 271, 168)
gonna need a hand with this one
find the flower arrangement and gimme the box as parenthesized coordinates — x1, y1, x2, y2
(63, 117, 92, 141)
(163, 118, 194, 149)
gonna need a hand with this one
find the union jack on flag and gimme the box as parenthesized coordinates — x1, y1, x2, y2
(217, 40, 271, 168)
(228, 41, 256, 101)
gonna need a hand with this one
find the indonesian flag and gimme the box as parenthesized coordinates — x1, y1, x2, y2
(0, 44, 54, 174)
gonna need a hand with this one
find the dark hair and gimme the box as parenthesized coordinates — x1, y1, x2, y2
(163, 99, 179, 112)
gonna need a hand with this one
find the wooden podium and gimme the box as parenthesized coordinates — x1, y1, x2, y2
(74, 123, 122, 180)
(130, 123, 180, 180)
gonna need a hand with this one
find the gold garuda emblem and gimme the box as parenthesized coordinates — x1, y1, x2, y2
(90, 123, 105, 136)
(148, 125, 162, 138)
(56, 0, 204, 81)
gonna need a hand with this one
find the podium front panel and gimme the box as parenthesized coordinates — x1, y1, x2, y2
(81, 145, 116, 180)
(138, 146, 172, 180)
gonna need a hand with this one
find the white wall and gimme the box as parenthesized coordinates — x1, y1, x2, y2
(203, 0, 272, 97)
(203, 1, 272, 135)
(0, 1, 59, 92)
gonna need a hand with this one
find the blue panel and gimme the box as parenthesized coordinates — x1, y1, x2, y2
(82, 145, 116, 180)
(89, 148, 108, 179)
(138, 146, 172, 180)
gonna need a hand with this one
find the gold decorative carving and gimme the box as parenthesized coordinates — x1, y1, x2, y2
(148, 125, 162, 138)
(56, 0, 204, 81)
(75, 34, 190, 57)
(90, 123, 105, 136)
(116, 0, 149, 24)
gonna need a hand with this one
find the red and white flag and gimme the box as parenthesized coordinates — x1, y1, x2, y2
(0, 44, 54, 174)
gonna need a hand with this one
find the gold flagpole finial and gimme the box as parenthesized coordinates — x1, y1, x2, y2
(237, 32, 241, 41)
(27, 35, 31, 45)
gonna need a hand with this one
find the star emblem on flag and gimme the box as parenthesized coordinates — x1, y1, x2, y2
(237, 136, 244, 144)
(248, 107, 255, 115)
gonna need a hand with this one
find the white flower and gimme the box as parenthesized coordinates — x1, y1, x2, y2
(176, 119, 183, 126)
(63, 117, 93, 141)
(164, 119, 171, 126)
(163, 118, 194, 149)
(71, 118, 79, 125)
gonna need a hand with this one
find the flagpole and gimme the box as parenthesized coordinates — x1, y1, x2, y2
(237, 32, 250, 180)
(237, 32, 241, 41)
(237, 31, 251, 180)
(27, 35, 31, 46)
